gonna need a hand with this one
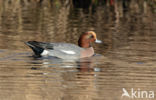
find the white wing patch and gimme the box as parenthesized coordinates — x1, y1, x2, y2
(41, 50, 49, 56)
(61, 50, 76, 54)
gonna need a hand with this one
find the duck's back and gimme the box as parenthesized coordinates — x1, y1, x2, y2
(25, 41, 84, 59)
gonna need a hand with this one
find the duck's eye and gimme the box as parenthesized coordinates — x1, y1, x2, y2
(90, 35, 94, 38)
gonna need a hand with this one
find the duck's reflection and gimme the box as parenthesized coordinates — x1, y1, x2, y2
(30, 54, 102, 73)
(24, 53, 107, 100)
(76, 57, 102, 72)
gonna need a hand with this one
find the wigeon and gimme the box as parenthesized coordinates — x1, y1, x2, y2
(25, 31, 102, 59)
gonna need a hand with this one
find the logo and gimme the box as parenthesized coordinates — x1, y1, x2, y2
(121, 88, 154, 99)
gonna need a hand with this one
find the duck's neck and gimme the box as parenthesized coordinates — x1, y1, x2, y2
(78, 38, 92, 48)
(78, 42, 91, 48)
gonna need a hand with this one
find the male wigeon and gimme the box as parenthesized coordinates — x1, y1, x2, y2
(25, 31, 102, 59)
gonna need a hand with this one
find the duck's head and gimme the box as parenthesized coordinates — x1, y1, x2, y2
(78, 31, 102, 48)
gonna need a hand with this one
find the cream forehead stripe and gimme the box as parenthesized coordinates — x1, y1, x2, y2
(88, 31, 97, 39)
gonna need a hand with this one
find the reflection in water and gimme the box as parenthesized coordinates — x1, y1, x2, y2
(0, 0, 156, 100)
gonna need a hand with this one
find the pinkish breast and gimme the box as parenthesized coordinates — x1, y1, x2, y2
(80, 47, 94, 58)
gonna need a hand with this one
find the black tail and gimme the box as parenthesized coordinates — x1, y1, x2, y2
(25, 41, 44, 56)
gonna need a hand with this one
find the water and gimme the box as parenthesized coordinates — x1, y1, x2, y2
(0, 0, 156, 100)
